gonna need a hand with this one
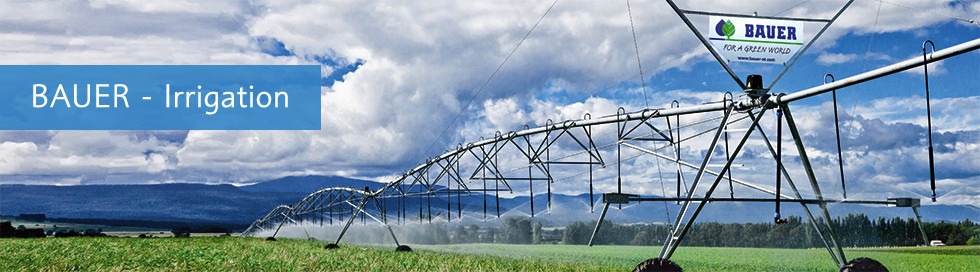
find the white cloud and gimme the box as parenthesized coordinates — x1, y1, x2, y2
(88, 0, 246, 14)
(0, 131, 180, 179)
(903, 59, 947, 76)
(817, 53, 860, 65)
(850, 96, 980, 132)
(816, 52, 895, 66)
(483, 98, 529, 132)
(821, 0, 970, 34)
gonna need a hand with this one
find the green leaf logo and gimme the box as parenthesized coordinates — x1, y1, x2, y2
(722, 20, 736, 39)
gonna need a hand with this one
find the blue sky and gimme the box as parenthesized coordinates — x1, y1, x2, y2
(0, 0, 977, 208)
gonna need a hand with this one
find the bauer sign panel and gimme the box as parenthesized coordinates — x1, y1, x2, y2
(707, 16, 805, 64)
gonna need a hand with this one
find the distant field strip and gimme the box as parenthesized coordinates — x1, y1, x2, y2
(2, 237, 977, 271)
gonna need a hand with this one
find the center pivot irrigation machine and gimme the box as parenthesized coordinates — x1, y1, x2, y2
(243, 1, 979, 270)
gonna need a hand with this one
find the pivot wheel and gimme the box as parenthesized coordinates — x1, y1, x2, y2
(840, 258, 888, 272)
(395, 245, 413, 252)
(633, 258, 682, 272)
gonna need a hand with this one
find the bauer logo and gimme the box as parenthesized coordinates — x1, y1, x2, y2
(707, 16, 805, 64)
(715, 19, 736, 39)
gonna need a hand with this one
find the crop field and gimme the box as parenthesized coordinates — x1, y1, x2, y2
(1, 237, 977, 271)
(415, 244, 979, 271)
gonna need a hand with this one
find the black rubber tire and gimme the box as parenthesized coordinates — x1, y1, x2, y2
(840, 257, 888, 272)
(633, 258, 683, 272)
(265, 237, 277, 241)
(324, 243, 340, 249)
(395, 245, 413, 252)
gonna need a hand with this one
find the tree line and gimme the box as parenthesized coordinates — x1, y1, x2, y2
(409, 214, 979, 248)
(561, 214, 978, 248)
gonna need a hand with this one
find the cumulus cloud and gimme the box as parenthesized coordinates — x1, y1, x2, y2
(817, 53, 860, 65)
(0, 131, 180, 184)
(816, 52, 894, 66)
(801, 0, 975, 48)
(483, 98, 529, 132)
(88, 0, 245, 14)
(903, 59, 947, 76)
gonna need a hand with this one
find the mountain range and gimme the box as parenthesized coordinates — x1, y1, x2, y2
(1, 175, 976, 229)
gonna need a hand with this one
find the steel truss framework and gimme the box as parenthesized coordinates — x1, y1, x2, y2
(242, 1, 980, 268)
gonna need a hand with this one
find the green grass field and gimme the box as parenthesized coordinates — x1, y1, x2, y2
(1, 237, 976, 271)
(415, 243, 979, 271)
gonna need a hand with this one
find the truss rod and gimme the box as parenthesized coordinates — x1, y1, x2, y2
(621, 142, 793, 199)
(665, 0, 746, 89)
(662, 106, 767, 259)
(551, 115, 750, 184)
(749, 110, 841, 265)
(782, 105, 846, 265)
